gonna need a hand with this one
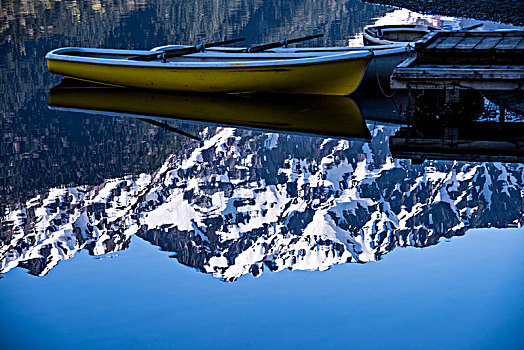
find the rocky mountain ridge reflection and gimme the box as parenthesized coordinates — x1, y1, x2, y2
(2, 125, 522, 281)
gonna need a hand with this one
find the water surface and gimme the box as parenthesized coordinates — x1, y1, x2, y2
(1, 1, 523, 348)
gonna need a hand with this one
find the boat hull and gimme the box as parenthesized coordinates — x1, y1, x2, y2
(363, 24, 441, 46)
(46, 48, 371, 96)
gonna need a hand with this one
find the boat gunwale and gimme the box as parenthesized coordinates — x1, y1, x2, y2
(210, 44, 411, 56)
(152, 43, 408, 52)
(151, 44, 411, 59)
(363, 34, 424, 45)
(46, 47, 373, 69)
(364, 24, 441, 33)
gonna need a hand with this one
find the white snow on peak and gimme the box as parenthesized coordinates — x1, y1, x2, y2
(2, 125, 523, 280)
(264, 133, 279, 149)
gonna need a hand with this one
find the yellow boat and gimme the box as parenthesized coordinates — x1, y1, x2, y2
(48, 81, 371, 140)
(45, 47, 372, 95)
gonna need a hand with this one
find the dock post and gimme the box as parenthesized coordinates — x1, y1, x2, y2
(499, 100, 506, 123)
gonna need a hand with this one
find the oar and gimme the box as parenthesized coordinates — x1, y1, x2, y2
(462, 23, 483, 31)
(245, 33, 324, 53)
(138, 118, 201, 141)
(129, 37, 246, 62)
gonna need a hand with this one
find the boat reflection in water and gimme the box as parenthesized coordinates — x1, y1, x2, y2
(1, 84, 522, 281)
(48, 80, 371, 140)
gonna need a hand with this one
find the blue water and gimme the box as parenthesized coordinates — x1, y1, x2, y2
(1, 1, 523, 348)
(2, 228, 523, 349)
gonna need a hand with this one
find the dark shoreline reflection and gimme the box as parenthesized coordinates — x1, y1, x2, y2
(0, 91, 193, 217)
(0, 0, 390, 217)
(390, 90, 524, 163)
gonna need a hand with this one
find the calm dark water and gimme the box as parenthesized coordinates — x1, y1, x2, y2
(1, 1, 523, 349)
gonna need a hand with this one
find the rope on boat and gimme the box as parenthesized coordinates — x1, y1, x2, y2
(371, 50, 397, 99)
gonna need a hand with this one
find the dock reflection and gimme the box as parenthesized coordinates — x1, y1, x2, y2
(389, 89, 524, 163)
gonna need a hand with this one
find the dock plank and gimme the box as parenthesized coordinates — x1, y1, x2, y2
(472, 31, 523, 37)
(425, 36, 446, 50)
(474, 37, 502, 50)
(435, 36, 464, 50)
(455, 37, 483, 50)
(393, 66, 524, 78)
(495, 37, 523, 50)
(516, 38, 524, 50)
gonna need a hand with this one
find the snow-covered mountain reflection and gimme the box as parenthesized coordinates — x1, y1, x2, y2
(1, 125, 523, 281)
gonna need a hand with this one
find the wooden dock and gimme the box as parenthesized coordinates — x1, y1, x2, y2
(391, 31, 524, 91)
